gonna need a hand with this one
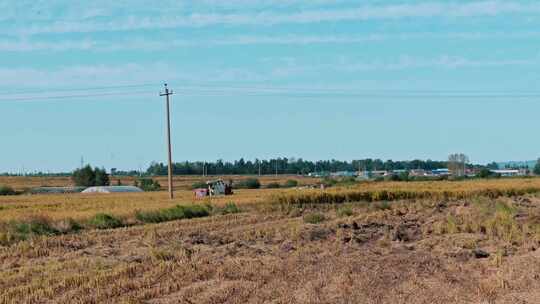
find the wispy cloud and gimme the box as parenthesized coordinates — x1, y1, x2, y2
(2, 1, 540, 36)
(0, 39, 99, 52)
(0, 63, 266, 90)
(0, 0, 382, 22)
(3, 31, 540, 52)
(206, 31, 540, 45)
(0, 64, 163, 88)
(2, 54, 534, 90)
(345, 55, 540, 70)
(263, 54, 540, 78)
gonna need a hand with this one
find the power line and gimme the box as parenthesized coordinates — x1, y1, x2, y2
(2, 92, 540, 102)
(155, 84, 540, 99)
(3, 82, 540, 96)
(176, 90, 540, 98)
(175, 91, 540, 100)
(1, 86, 540, 103)
(177, 83, 540, 94)
(0, 83, 159, 96)
(0, 90, 155, 102)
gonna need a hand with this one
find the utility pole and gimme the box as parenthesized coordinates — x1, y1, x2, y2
(160, 84, 174, 200)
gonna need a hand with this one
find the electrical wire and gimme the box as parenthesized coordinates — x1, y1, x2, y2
(3, 82, 540, 96)
(176, 84, 540, 95)
(1, 83, 540, 102)
(0, 83, 160, 96)
(177, 88, 540, 98)
(0, 90, 155, 102)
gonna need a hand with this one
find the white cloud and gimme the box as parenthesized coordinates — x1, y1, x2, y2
(0, 35, 383, 52)
(0, 0, 364, 22)
(262, 54, 540, 77)
(0, 53, 537, 93)
(0, 64, 165, 88)
(2, 1, 540, 35)
(0, 39, 98, 51)
(321, 55, 540, 71)
(2, 31, 540, 52)
(0, 63, 266, 91)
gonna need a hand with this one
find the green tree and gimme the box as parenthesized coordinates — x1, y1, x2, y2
(72, 165, 96, 187)
(135, 178, 161, 191)
(486, 162, 499, 170)
(284, 179, 299, 188)
(94, 168, 110, 186)
(534, 159, 540, 175)
(0, 185, 16, 196)
(478, 168, 491, 178)
(235, 178, 261, 189)
(72, 165, 110, 187)
(399, 171, 409, 181)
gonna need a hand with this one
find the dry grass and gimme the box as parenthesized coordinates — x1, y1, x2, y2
(0, 189, 274, 223)
(2, 178, 540, 302)
(2, 178, 540, 225)
(274, 178, 540, 206)
(3, 193, 540, 302)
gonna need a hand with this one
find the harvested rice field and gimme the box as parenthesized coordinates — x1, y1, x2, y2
(3, 178, 540, 303)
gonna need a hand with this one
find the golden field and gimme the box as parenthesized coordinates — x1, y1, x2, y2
(1, 177, 540, 223)
(0, 189, 278, 223)
(3, 177, 540, 303)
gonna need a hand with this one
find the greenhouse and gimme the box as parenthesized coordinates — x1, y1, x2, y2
(81, 186, 143, 194)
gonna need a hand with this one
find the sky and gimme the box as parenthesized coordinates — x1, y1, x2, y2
(1, 0, 540, 173)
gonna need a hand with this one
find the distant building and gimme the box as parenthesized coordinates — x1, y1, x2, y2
(432, 169, 450, 176)
(308, 172, 330, 178)
(357, 171, 371, 180)
(409, 169, 428, 177)
(330, 171, 357, 177)
(370, 170, 390, 177)
(466, 168, 482, 177)
(489, 169, 526, 177)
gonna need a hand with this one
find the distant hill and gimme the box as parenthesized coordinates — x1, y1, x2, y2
(497, 160, 537, 169)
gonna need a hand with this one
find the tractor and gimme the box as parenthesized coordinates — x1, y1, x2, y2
(194, 179, 233, 198)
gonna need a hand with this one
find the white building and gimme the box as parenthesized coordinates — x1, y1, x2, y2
(489, 169, 522, 177)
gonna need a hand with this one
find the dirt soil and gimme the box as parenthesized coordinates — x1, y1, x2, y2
(2, 196, 540, 303)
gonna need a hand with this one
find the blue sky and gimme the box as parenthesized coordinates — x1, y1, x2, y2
(1, 0, 540, 173)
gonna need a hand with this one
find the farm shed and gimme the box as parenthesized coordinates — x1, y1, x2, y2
(81, 186, 143, 194)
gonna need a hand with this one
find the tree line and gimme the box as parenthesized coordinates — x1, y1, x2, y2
(146, 158, 450, 176)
